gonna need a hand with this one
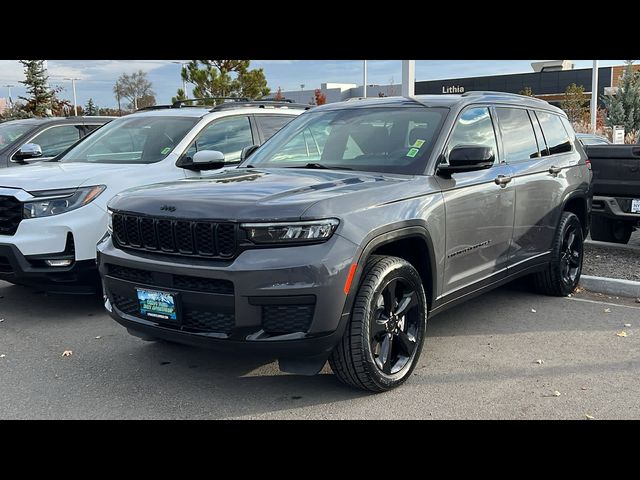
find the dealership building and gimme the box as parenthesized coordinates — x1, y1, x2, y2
(279, 61, 639, 106)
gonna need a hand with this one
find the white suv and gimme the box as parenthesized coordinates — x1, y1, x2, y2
(0, 100, 307, 292)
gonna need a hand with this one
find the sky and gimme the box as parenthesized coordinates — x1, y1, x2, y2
(0, 60, 630, 109)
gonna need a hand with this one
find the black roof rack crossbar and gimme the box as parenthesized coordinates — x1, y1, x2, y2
(209, 100, 313, 112)
(172, 97, 249, 108)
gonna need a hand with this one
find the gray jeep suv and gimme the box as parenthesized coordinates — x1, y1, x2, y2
(98, 92, 592, 392)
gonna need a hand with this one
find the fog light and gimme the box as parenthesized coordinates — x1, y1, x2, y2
(45, 259, 73, 267)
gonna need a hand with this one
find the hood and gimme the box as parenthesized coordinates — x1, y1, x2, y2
(109, 167, 410, 221)
(0, 162, 148, 192)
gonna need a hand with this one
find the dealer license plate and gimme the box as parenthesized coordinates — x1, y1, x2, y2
(632, 199, 640, 213)
(136, 288, 178, 322)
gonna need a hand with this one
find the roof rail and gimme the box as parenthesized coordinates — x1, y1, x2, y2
(209, 100, 313, 112)
(136, 104, 173, 111)
(461, 91, 549, 103)
(172, 97, 249, 108)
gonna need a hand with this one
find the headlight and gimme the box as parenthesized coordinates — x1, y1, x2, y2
(23, 185, 106, 219)
(242, 219, 339, 244)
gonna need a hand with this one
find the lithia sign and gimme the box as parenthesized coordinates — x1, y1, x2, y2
(442, 85, 465, 93)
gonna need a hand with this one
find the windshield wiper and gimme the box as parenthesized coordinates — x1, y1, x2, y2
(286, 163, 353, 170)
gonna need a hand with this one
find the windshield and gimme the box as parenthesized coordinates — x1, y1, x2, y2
(242, 106, 447, 175)
(0, 123, 33, 150)
(59, 116, 198, 164)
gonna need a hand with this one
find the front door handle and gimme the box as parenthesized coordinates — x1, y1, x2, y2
(494, 175, 512, 187)
(549, 166, 562, 175)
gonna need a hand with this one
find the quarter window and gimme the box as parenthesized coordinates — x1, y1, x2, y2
(495, 108, 540, 162)
(446, 107, 498, 163)
(536, 112, 572, 155)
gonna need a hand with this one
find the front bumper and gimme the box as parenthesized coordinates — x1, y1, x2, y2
(98, 233, 359, 357)
(592, 195, 640, 224)
(0, 243, 98, 292)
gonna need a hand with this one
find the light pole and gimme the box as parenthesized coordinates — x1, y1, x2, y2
(300, 84, 305, 103)
(402, 60, 415, 97)
(363, 60, 367, 98)
(4, 84, 15, 106)
(590, 60, 599, 133)
(64, 77, 80, 116)
(172, 61, 187, 96)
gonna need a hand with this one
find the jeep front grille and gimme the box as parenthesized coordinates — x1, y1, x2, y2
(0, 196, 22, 236)
(112, 213, 238, 259)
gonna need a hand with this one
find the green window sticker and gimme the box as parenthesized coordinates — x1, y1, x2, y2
(161, 147, 171, 155)
(412, 139, 426, 148)
(406, 148, 420, 158)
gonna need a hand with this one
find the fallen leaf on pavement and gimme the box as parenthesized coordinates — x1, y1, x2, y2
(623, 324, 631, 328)
(581, 386, 588, 391)
(0, 318, 4, 323)
(535, 359, 544, 364)
(531, 308, 537, 313)
(616, 331, 628, 337)
(585, 414, 594, 420)
(573, 286, 584, 294)
(62, 350, 73, 357)
(604, 308, 611, 313)
(0, 354, 5, 358)
(95, 336, 101, 339)
(543, 391, 562, 397)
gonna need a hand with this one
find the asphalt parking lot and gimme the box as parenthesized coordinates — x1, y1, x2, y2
(0, 279, 638, 419)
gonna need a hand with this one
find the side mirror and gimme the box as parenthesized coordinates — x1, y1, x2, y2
(177, 150, 226, 171)
(240, 144, 259, 161)
(14, 143, 43, 162)
(437, 145, 494, 175)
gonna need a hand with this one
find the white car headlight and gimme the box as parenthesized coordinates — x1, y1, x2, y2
(241, 219, 339, 244)
(23, 185, 106, 219)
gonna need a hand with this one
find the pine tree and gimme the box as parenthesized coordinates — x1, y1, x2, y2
(171, 88, 188, 104)
(181, 60, 270, 104)
(519, 86, 534, 97)
(602, 60, 640, 135)
(85, 98, 97, 116)
(18, 60, 54, 116)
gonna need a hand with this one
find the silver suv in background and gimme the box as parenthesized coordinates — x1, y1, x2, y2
(98, 92, 592, 391)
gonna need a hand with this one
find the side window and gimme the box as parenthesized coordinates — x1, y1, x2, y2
(83, 124, 102, 135)
(255, 115, 295, 142)
(536, 112, 572, 155)
(529, 110, 549, 156)
(495, 108, 540, 162)
(185, 116, 253, 163)
(29, 125, 82, 157)
(445, 107, 498, 163)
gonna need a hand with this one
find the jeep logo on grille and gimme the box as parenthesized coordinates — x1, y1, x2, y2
(160, 205, 176, 212)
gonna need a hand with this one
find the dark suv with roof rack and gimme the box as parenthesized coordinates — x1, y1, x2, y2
(98, 92, 592, 391)
(0, 116, 114, 168)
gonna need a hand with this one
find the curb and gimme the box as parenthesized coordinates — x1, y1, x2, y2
(585, 239, 640, 252)
(579, 275, 640, 298)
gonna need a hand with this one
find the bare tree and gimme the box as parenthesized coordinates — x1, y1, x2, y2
(113, 70, 155, 110)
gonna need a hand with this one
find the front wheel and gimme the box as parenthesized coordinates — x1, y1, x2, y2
(533, 211, 584, 296)
(329, 255, 427, 392)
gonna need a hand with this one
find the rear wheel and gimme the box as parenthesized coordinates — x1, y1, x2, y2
(329, 255, 427, 392)
(590, 216, 633, 244)
(534, 212, 584, 296)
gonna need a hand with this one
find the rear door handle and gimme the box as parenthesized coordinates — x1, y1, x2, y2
(549, 166, 562, 175)
(494, 175, 512, 187)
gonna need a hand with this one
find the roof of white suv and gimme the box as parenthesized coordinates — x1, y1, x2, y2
(130, 99, 312, 119)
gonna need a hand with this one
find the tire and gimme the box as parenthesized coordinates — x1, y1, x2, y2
(533, 212, 584, 296)
(590, 215, 633, 244)
(329, 255, 427, 392)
